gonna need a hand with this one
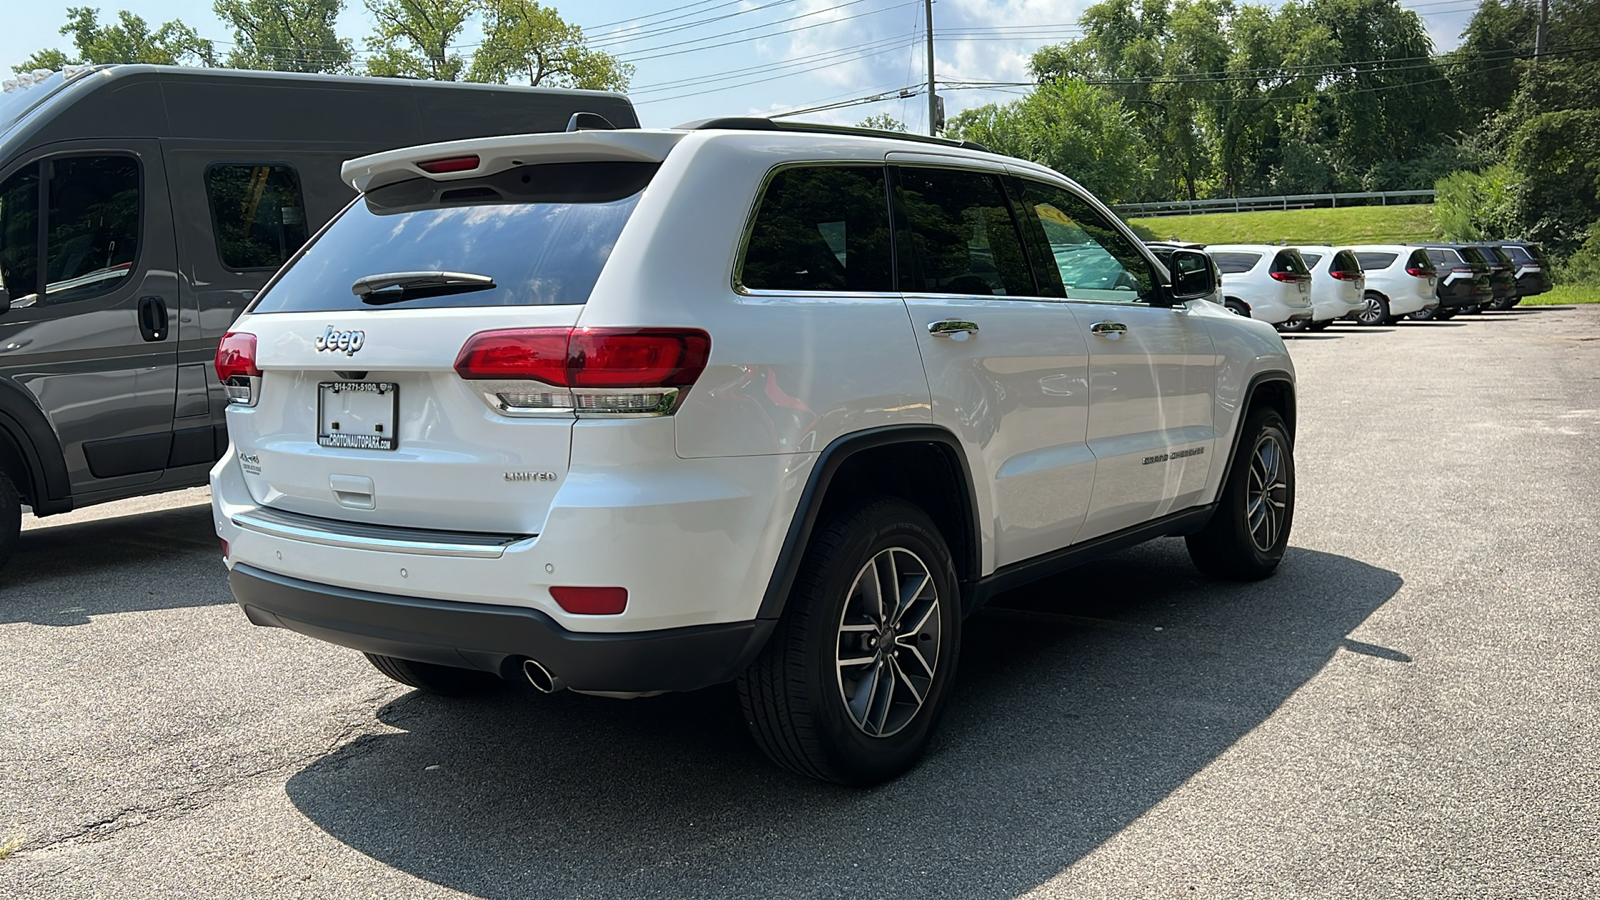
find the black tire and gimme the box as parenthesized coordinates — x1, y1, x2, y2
(1463, 304, 1482, 315)
(1277, 317, 1310, 333)
(737, 498, 961, 786)
(1305, 320, 1331, 332)
(1224, 298, 1250, 317)
(1409, 306, 1439, 321)
(1434, 308, 1456, 320)
(364, 653, 504, 695)
(1186, 408, 1294, 581)
(1490, 295, 1518, 311)
(0, 471, 19, 571)
(1356, 292, 1390, 326)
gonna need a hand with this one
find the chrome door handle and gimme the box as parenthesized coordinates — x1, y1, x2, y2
(928, 320, 979, 337)
(1090, 321, 1127, 336)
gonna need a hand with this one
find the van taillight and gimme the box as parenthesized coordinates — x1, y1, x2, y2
(1269, 271, 1307, 282)
(215, 332, 261, 406)
(455, 327, 711, 417)
(1330, 269, 1361, 281)
(1405, 266, 1432, 277)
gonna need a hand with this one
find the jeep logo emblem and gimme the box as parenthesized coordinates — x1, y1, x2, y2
(314, 326, 365, 356)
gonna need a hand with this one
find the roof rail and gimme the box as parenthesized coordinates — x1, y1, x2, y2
(675, 117, 990, 153)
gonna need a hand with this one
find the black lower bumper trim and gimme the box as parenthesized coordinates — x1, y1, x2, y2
(229, 564, 773, 693)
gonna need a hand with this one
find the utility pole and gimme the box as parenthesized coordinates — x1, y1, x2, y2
(1534, 0, 1548, 68)
(925, 0, 938, 135)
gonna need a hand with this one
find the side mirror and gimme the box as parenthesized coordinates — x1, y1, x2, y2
(1168, 249, 1216, 302)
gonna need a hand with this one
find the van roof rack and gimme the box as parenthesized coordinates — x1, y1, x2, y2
(676, 117, 990, 153)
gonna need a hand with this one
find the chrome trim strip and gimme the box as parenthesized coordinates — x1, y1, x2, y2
(233, 507, 532, 559)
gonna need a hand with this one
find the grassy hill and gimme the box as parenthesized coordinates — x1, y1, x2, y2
(1127, 203, 1440, 246)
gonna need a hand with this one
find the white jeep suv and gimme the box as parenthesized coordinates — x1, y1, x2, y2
(211, 120, 1297, 785)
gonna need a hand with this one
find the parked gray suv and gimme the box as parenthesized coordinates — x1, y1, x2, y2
(0, 64, 634, 567)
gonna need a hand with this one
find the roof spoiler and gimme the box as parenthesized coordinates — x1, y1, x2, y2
(676, 116, 990, 153)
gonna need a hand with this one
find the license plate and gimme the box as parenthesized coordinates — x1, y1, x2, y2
(317, 382, 398, 451)
(1297, 281, 1309, 294)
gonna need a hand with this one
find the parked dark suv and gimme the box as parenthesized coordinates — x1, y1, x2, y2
(0, 64, 634, 568)
(1410, 244, 1493, 319)
(1462, 244, 1519, 311)
(1495, 241, 1553, 305)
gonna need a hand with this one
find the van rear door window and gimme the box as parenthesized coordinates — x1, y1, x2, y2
(45, 156, 140, 304)
(251, 161, 657, 313)
(208, 164, 310, 269)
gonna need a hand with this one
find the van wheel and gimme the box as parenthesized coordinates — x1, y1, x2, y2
(737, 498, 960, 786)
(1224, 298, 1250, 317)
(1490, 296, 1517, 311)
(364, 653, 504, 695)
(1187, 409, 1294, 581)
(0, 472, 19, 571)
(1357, 293, 1389, 326)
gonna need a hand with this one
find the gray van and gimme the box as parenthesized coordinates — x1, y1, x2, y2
(0, 65, 636, 567)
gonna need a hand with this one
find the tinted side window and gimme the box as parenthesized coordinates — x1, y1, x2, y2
(0, 165, 39, 304)
(1425, 249, 1450, 265)
(739, 166, 892, 293)
(1503, 245, 1533, 263)
(45, 156, 140, 304)
(1009, 178, 1154, 301)
(1299, 252, 1323, 268)
(208, 164, 309, 269)
(1354, 251, 1397, 269)
(1211, 252, 1262, 274)
(895, 167, 1032, 296)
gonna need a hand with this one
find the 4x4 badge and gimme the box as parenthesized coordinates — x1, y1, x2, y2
(314, 326, 365, 356)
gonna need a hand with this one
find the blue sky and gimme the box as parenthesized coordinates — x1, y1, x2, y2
(3, 0, 1484, 131)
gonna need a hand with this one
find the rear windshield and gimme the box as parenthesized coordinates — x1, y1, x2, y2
(1331, 250, 1360, 275)
(1354, 251, 1397, 269)
(1211, 251, 1261, 274)
(1502, 245, 1534, 263)
(1456, 246, 1488, 266)
(1271, 250, 1310, 276)
(250, 161, 657, 313)
(1406, 250, 1435, 272)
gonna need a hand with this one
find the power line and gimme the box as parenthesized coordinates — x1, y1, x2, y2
(588, 0, 805, 49)
(619, 0, 922, 63)
(633, 36, 918, 101)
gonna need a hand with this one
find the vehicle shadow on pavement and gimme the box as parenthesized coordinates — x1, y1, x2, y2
(284, 540, 1402, 899)
(0, 505, 228, 625)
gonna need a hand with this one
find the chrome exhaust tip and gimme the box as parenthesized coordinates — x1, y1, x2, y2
(522, 658, 565, 694)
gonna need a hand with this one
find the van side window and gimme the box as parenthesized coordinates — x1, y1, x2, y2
(739, 166, 893, 293)
(1008, 179, 1155, 302)
(46, 156, 140, 304)
(207, 164, 310, 269)
(0, 166, 39, 305)
(894, 167, 1033, 296)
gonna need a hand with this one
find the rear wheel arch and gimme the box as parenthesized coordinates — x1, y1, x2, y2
(757, 427, 981, 621)
(0, 385, 71, 514)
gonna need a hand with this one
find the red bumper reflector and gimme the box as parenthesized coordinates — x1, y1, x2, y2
(549, 586, 628, 615)
(220, 538, 230, 559)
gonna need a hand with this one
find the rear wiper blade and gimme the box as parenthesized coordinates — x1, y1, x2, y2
(351, 271, 495, 304)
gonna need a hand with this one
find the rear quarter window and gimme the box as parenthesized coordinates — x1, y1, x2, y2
(1210, 251, 1261, 274)
(738, 165, 893, 293)
(250, 161, 656, 313)
(1354, 251, 1398, 270)
(1299, 252, 1323, 268)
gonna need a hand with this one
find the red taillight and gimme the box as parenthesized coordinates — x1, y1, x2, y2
(455, 327, 711, 416)
(215, 332, 260, 381)
(549, 586, 628, 615)
(1269, 271, 1307, 282)
(415, 154, 480, 174)
(1330, 269, 1361, 281)
(220, 538, 229, 559)
(1405, 266, 1432, 277)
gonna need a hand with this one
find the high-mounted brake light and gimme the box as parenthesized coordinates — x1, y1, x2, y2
(416, 154, 480, 174)
(216, 332, 261, 406)
(455, 327, 711, 417)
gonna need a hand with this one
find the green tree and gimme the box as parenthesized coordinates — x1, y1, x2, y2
(467, 0, 630, 89)
(1447, 0, 1536, 128)
(1434, 164, 1518, 240)
(947, 80, 1152, 202)
(857, 114, 908, 132)
(15, 7, 214, 72)
(363, 0, 471, 80)
(213, 0, 354, 73)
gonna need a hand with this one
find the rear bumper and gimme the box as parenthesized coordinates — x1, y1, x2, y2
(230, 564, 774, 693)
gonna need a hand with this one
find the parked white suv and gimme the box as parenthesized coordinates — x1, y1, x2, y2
(1287, 246, 1366, 331)
(211, 120, 1298, 785)
(1205, 245, 1315, 327)
(1347, 245, 1439, 325)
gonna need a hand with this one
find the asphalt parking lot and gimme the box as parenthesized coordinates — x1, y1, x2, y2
(2, 305, 1597, 899)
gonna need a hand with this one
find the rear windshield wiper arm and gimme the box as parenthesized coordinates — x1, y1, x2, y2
(351, 271, 495, 304)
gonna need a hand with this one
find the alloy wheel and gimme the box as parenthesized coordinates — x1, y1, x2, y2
(835, 547, 942, 738)
(1358, 297, 1383, 325)
(1246, 434, 1289, 552)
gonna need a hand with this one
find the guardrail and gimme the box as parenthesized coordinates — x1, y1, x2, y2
(1114, 190, 1435, 217)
